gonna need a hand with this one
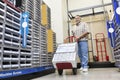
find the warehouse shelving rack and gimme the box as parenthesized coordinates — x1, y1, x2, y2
(32, 6, 41, 67)
(33, 0, 41, 23)
(46, 30, 56, 66)
(0, 0, 54, 79)
(47, 53, 53, 66)
(113, 17, 120, 67)
(21, 0, 41, 67)
(21, 0, 53, 67)
(20, 18, 32, 68)
(21, 0, 34, 19)
(0, 0, 21, 70)
(112, 0, 120, 68)
(47, 6, 51, 29)
(40, 26, 48, 66)
(32, 21, 41, 67)
(53, 32, 57, 53)
(0, 0, 33, 70)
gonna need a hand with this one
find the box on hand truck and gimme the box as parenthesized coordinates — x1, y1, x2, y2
(52, 42, 78, 75)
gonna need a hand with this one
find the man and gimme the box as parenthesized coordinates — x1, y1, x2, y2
(71, 15, 89, 72)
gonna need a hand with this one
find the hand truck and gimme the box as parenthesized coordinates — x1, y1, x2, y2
(52, 41, 78, 75)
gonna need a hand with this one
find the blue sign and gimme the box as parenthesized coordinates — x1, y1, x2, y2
(113, 0, 120, 25)
(20, 12, 29, 48)
(107, 21, 115, 47)
(0, 66, 54, 79)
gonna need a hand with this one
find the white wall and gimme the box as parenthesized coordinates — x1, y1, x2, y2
(68, 0, 111, 10)
(68, 0, 112, 16)
(43, 0, 66, 43)
(62, 0, 68, 39)
(103, 0, 112, 3)
(43, 0, 112, 43)
(68, 0, 102, 11)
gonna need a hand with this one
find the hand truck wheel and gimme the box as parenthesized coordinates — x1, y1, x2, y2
(72, 68, 77, 75)
(58, 69, 63, 75)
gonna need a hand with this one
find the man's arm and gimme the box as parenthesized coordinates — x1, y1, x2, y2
(77, 32, 89, 41)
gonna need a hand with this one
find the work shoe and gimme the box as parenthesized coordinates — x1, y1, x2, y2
(79, 67, 83, 71)
(82, 68, 88, 72)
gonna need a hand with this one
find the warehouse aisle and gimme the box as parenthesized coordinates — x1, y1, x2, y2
(32, 68, 120, 80)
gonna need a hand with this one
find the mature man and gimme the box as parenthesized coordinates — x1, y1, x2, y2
(71, 15, 89, 72)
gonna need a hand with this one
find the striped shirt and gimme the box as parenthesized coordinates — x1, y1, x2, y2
(71, 22, 89, 41)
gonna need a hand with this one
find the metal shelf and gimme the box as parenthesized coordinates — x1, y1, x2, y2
(11, 64, 19, 68)
(0, 1, 53, 77)
(0, 15, 4, 20)
(32, 21, 41, 67)
(112, 1, 120, 68)
(7, 6, 20, 15)
(3, 65, 11, 68)
(0, 0, 53, 78)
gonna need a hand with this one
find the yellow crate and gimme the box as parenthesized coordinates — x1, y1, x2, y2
(41, 4, 48, 26)
(47, 29, 54, 53)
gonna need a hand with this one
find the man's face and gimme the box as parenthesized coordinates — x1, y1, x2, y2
(75, 16, 81, 24)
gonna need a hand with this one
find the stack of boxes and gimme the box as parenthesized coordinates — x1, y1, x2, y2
(47, 29, 54, 53)
(41, 2, 56, 65)
(47, 30, 56, 53)
(41, 2, 51, 29)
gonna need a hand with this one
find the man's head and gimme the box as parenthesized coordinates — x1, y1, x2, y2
(75, 15, 81, 25)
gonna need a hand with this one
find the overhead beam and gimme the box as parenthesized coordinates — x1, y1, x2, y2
(69, 3, 112, 13)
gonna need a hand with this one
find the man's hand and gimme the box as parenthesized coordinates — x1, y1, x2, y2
(77, 36, 84, 42)
(78, 32, 89, 41)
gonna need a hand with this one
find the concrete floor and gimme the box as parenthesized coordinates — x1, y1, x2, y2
(32, 68, 120, 80)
